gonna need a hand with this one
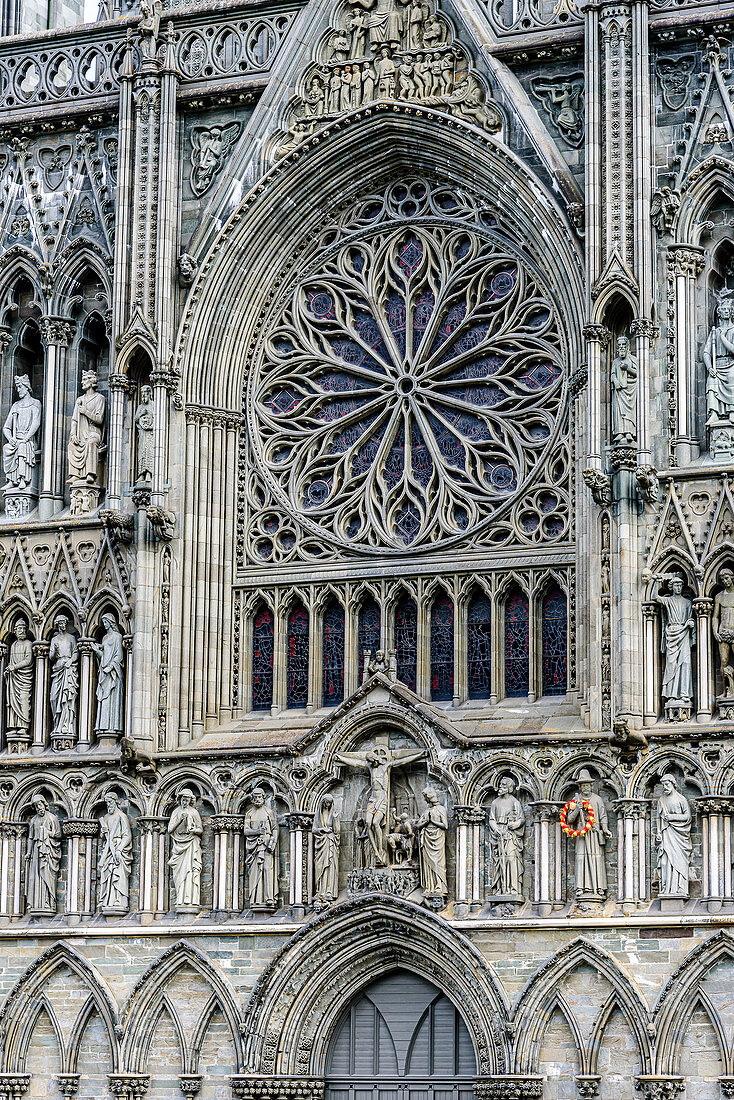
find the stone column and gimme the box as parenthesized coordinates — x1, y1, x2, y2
(0, 1075, 31, 1100)
(666, 246, 705, 465)
(31, 640, 49, 753)
(642, 602, 658, 726)
(38, 316, 76, 520)
(582, 323, 611, 469)
(76, 638, 95, 750)
(62, 819, 98, 921)
(57, 1076, 80, 1098)
(532, 801, 563, 915)
(693, 597, 714, 723)
(0, 821, 23, 919)
(697, 796, 734, 912)
(108, 1076, 150, 1100)
(106, 374, 130, 510)
(629, 318, 658, 464)
(613, 798, 649, 907)
(288, 811, 314, 915)
(473, 1078, 544, 1100)
(210, 815, 244, 913)
(454, 805, 484, 915)
(634, 1076, 684, 1100)
(138, 816, 166, 923)
(229, 1078, 325, 1100)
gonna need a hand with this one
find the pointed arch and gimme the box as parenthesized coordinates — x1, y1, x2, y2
(512, 937, 652, 1075)
(119, 940, 244, 1074)
(241, 895, 509, 1076)
(0, 942, 119, 1073)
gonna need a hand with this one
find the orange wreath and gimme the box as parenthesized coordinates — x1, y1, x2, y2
(560, 798, 595, 837)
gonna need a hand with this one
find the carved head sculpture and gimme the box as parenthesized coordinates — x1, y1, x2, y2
(576, 767, 595, 795)
(721, 568, 734, 590)
(660, 773, 678, 795)
(366, 746, 389, 765)
(669, 575, 685, 595)
(13, 619, 27, 640)
(498, 776, 516, 795)
(321, 794, 334, 811)
(81, 370, 97, 392)
(140, 385, 153, 404)
(54, 614, 69, 634)
(32, 794, 47, 815)
(617, 335, 630, 358)
(105, 792, 119, 812)
(101, 613, 118, 634)
(178, 788, 197, 807)
(251, 787, 266, 807)
(423, 786, 438, 805)
(14, 374, 31, 399)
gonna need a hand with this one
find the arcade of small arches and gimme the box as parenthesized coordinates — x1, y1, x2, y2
(241, 571, 570, 715)
(0, 912, 734, 1100)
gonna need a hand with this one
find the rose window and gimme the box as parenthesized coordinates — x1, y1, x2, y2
(249, 223, 565, 552)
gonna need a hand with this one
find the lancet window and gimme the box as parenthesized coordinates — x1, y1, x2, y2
(394, 597, 418, 692)
(287, 604, 309, 708)
(505, 588, 530, 697)
(467, 593, 492, 699)
(323, 602, 346, 706)
(542, 586, 568, 696)
(430, 594, 454, 702)
(252, 606, 274, 711)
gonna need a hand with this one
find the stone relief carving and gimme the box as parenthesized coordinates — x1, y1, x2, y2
(651, 187, 681, 235)
(274, 0, 501, 159)
(91, 614, 125, 745)
(567, 769, 612, 901)
(67, 370, 106, 516)
(336, 744, 425, 866)
(610, 335, 638, 445)
(650, 574, 695, 723)
(189, 123, 242, 198)
(583, 468, 612, 506)
(655, 774, 692, 899)
(656, 55, 695, 111)
(168, 789, 203, 913)
(25, 795, 61, 915)
(243, 786, 279, 911)
(48, 614, 79, 751)
(2, 375, 41, 516)
(529, 74, 584, 146)
(487, 776, 525, 900)
(5, 620, 33, 749)
(313, 794, 339, 905)
(134, 385, 154, 485)
(98, 792, 133, 914)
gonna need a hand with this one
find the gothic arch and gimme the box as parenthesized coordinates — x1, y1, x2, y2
(654, 931, 734, 1075)
(241, 895, 510, 1076)
(176, 103, 584, 412)
(119, 940, 244, 1074)
(676, 158, 734, 245)
(0, 942, 119, 1073)
(511, 937, 652, 1075)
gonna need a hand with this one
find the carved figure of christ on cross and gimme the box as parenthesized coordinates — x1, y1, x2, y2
(336, 743, 425, 866)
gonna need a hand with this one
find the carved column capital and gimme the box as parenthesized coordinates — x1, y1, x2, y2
(57, 1075, 80, 1097)
(32, 641, 50, 658)
(109, 373, 133, 394)
(569, 365, 588, 397)
(575, 1077, 601, 1100)
(635, 1076, 684, 1100)
(582, 324, 612, 346)
(474, 1078, 544, 1100)
(62, 818, 100, 838)
(137, 815, 168, 835)
(719, 1077, 734, 1099)
(209, 814, 245, 833)
(695, 796, 734, 815)
(39, 316, 76, 347)
(666, 245, 705, 278)
(0, 1075, 31, 1100)
(179, 1076, 202, 1098)
(530, 800, 564, 822)
(629, 317, 660, 341)
(287, 812, 314, 831)
(0, 820, 27, 839)
(612, 798, 650, 819)
(454, 804, 486, 825)
(229, 1078, 325, 1100)
(108, 1076, 150, 1100)
(693, 597, 714, 618)
(642, 602, 658, 622)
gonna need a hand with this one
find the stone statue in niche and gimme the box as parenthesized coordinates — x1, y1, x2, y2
(703, 296, 734, 460)
(2, 375, 41, 516)
(98, 792, 133, 915)
(488, 776, 525, 901)
(168, 788, 203, 912)
(567, 769, 612, 902)
(68, 370, 106, 516)
(25, 794, 61, 915)
(243, 787, 279, 911)
(413, 787, 448, 908)
(138, 0, 162, 61)
(650, 574, 695, 722)
(5, 619, 33, 748)
(135, 385, 155, 485)
(313, 794, 339, 905)
(92, 614, 125, 745)
(655, 774, 692, 900)
(610, 335, 638, 445)
(48, 614, 79, 750)
(713, 567, 734, 717)
(336, 743, 425, 866)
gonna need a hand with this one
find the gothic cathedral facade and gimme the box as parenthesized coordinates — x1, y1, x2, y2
(0, 0, 732, 1095)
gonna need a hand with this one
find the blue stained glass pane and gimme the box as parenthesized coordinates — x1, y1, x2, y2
(394, 598, 417, 692)
(322, 603, 345, 707)
(252, 606, 274, 711)
(467, 594, 492, 699)
(287, 605, 309, 708)
(542, 587, 567, 696)
(358, 600, 381, 675)
(505, 589, 529, 698)
(430, 595, 454, 702)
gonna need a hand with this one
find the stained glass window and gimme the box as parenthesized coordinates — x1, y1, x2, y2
(323, 602, 345, 706)
(394, 597, 417, 692)
(505, 588, 529, 698)
(430, 594, 454, 701)
(287, 604, 309, 708)
(252, 606, 274, 711)
(542, 586, 567, 696)
(358, 599, 381, 676)
(467, 593, 492, 699)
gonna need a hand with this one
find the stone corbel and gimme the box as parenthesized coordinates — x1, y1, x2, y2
(635, 465, 660, 504)
(146, 506, 176, 542)
(575, 1076, 601, 1099)
(634, 1076, 684, 1100)
(583, 468, 612, 506)
(473, 1078, 544, 1100)
(720, 1077, 734, 1098)
(100, 509, 135, 545)
(57, 1075, 80, 1097)
(179, 1076, 202, 1097)
(0, 1075, 31, 1100)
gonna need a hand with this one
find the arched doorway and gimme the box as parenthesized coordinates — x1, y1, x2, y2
(325, 969, 477, 1100)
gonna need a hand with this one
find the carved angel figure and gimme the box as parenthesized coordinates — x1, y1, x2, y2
(190, 122, 242, 198)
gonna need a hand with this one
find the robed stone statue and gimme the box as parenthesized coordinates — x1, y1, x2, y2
(49, 614, 78, 741)
(243, 787, 279, 911)
(67, 370, 106, 485)
(566, 769, 612, 900)
(488, 776, 525, 899)
(413, 787, 448, 904)
(610, 335, 638, 445)
(2, 375, 41, 489)
(168, 788, 203, 912)
(25, 795, 61, 915)
(5, 619, 33, 739)
(313, 794, 339, 903)
(656, 774, 692, 898)
(92, 614, 125, 740)
(650, 574, 695, 721)
(98, 792, 133, 914)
